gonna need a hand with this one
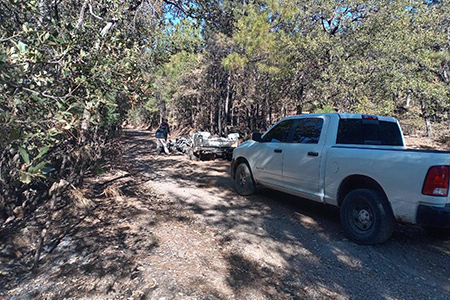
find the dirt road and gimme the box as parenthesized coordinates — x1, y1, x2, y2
(4, 129, 450, 299)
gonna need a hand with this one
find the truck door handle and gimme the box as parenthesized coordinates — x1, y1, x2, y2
(307, 152, 319, 157)
(274, 149, 282, 153)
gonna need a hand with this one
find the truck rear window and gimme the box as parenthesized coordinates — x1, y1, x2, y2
(336, 119, 404, 146)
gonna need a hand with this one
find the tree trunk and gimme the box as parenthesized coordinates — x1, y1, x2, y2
(33, 180, 68, 271)
(79, 101, 92, 145)
(210, 97, 214, 133)
(269, 106, 272, 128)
(195, 96, 201, 129)
(75, 0, 89, 31)
(38, 0, 47, 28)
(264, 95, 270, 129)
(218, 98, 222, 136)
(419, 98, 433, 138)
(231, 103, 235, 127)
(425, 118, 433, 138)
(296, 84, 304, 115)
(158, 91, 165, 123)
(224, 72, 231, 135)
(406, 90, 412, 107)
(210, 78, 217, 133)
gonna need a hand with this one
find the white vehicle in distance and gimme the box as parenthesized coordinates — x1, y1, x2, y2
(231, 113, 450, 244)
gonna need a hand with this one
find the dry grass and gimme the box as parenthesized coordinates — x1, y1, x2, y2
(70, 188, 95, 209)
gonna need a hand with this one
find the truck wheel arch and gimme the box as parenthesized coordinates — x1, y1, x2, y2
(337, 175, 391, 210)
(231, 157, 251, 180)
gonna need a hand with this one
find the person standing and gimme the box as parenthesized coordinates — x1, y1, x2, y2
(155, 118, 170, 154)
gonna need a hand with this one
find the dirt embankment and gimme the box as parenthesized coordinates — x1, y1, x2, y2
(2, 129, 450, 300)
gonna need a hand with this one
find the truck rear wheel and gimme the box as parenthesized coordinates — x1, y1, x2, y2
(341, 189, 395, 245)
(235, 163, 255, 196)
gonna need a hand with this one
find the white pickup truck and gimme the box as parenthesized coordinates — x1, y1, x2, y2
(231, 113, 450, 244)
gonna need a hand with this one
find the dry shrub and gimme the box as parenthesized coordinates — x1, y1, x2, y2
(70, 188, 95, 209)
(104, 184, 125, 203)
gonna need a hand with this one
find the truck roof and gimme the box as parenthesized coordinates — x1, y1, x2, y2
(284, 113, 398, 123)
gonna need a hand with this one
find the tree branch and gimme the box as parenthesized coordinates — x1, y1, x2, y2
(0, 34, 20, 43)
(94, 20, 115, 50)
(162, 0, 186, 14)
(20, 85, 80, 101)
(75, 0, 89, 31)
(88, 3, 103, 20)
(162, 0, 195, 18)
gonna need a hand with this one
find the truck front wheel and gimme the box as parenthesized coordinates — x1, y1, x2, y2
(235, 163, 255, 196)
(341, 189, 395, 245)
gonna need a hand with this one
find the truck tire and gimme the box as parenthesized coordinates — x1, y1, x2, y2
(340, 189, 395, 245)
(235, 163, 255, 196)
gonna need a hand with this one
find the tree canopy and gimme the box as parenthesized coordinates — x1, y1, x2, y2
(145, 0, 450, 137)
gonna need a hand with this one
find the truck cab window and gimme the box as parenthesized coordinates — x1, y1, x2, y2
(262, 120, 294, 143)
(292, 118, 323, 144)
(337, 119, 403, 146)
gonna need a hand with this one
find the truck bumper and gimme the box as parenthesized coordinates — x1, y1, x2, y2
(416, 204, 450, 228)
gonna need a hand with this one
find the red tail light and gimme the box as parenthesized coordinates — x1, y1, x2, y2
(422, 166, 449, 197)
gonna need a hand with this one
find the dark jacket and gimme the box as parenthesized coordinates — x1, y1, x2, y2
(160, 122, 170, 135)
(155, 122, 170, 140)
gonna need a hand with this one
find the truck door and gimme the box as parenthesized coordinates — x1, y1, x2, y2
(282, 117, 327, 201)
(253, 119, 295, 188)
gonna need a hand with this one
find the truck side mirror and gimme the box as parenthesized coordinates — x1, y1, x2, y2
(252, 132, 262, 142)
